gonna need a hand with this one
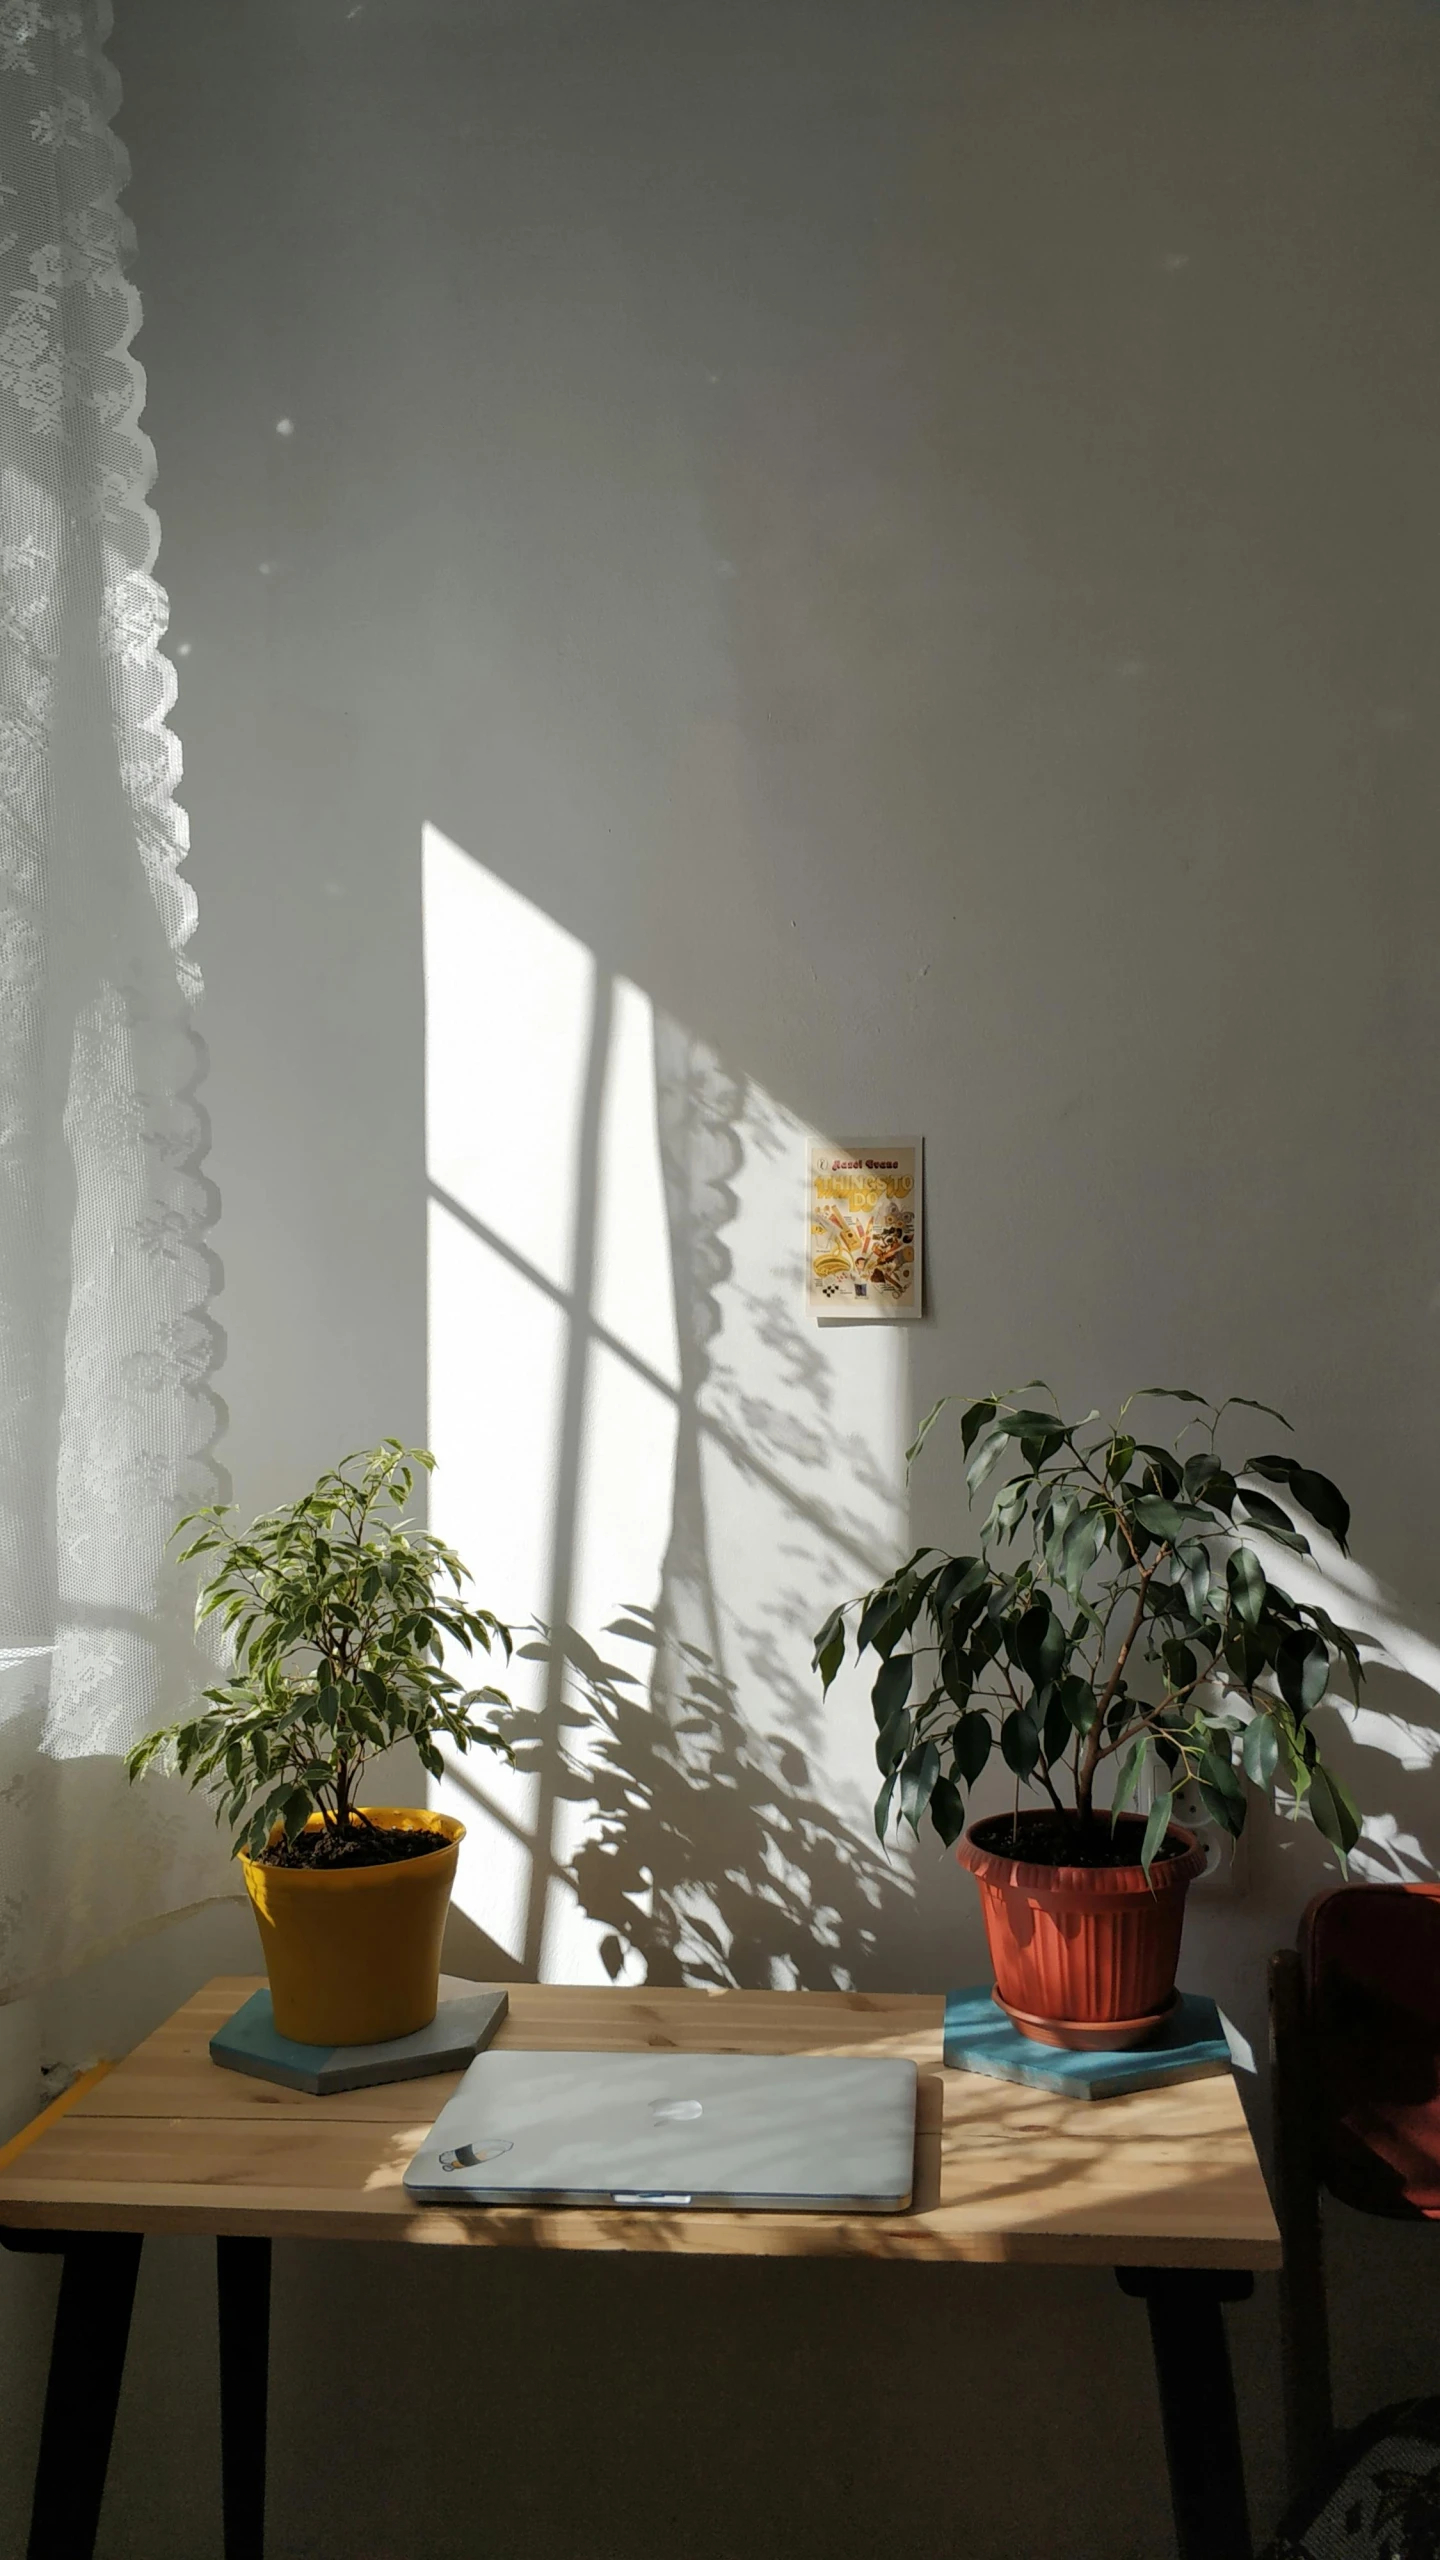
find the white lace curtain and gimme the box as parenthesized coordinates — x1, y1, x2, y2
(0, 0, 232, 1999)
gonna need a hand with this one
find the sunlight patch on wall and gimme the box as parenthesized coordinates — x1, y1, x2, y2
(423, 821, 914, 1983)
(426, 1194, 557, 1956)
(543, 990, 680, 1981)
(423, 821, 595, 1957)
(427, 1200, 570, 1636)
(590, 974, 681, 1389)
(423, 821, 593, 1292)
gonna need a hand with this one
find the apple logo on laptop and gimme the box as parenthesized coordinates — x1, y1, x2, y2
(651, 2098, 703, 2123)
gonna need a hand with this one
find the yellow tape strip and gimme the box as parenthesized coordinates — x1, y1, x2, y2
(0, 2062, 113, 2179)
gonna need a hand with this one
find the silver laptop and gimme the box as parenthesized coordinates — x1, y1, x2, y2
(403, 2048, 917, 2212)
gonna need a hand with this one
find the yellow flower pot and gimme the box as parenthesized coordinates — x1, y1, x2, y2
(239, 1807, 465, 2047)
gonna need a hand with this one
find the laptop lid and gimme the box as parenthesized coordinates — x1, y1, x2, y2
(403, 2048, 917, 2212)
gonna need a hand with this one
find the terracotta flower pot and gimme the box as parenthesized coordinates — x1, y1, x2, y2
(956, 1811, 1207, 2049)
(240, 1807, 464, 2047)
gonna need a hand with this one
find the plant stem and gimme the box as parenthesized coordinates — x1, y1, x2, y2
(1075, 1562, 1159, 1823)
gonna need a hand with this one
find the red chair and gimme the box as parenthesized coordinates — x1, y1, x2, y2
(1268, 1884, 1440, 2541)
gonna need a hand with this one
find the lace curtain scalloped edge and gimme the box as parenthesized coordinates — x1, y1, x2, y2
(0, 0, 230, 2000)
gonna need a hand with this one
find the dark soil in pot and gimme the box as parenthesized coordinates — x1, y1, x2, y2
(257, 1822, 453, 1872)
(972, 1814, 1190, 1870)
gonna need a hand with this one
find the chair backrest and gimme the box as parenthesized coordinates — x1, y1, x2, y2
(1301, 1883, 1440, 2219)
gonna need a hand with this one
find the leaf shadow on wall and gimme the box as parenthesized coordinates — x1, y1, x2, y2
(509, 1609, 914, 1991)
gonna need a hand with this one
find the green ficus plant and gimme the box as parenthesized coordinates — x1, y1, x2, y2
(126, 1443, 514, 1858)
(813, 1387, 1369, 1875)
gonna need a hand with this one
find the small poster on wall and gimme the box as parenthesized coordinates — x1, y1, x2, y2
(806, 1137, 923, 1321)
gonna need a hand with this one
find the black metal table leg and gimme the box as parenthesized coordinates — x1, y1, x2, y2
(0, 2229, 144, 2560)
(218, 2234, 271, 2560)
(1117, 2267, 1255, 2560)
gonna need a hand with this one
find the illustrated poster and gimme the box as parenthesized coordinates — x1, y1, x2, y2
(806, 1138, 923, 1320)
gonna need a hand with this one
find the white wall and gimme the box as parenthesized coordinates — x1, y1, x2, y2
(4, 2, 1437, 2552)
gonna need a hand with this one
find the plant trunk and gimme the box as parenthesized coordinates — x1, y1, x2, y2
(1075, 1721, 1105, 1827)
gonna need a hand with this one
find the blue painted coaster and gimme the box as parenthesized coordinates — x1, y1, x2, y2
(943, 1986, 1234, 2100)
(210, 1977, 508, 2095)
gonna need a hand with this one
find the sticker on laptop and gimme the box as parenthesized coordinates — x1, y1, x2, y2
(438, 2140, 513, 2171)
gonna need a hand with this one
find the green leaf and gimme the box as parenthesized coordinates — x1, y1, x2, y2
(969, 1614, 1002, 1672)
(966, 1431, 1011, 1498)
(1246, 1453, 1295, 1485)
(1200, 1740, 1243, 1796)
(1227, 1547, 1266, 1629)
(1289, 1468, 1351, 1551)
(1042, 1485, 1083, 1564)
(1130, 1495, 1191, 1543)
(928, 1774, 966, 1847)
(1013, 1602, 1066, 1687)
(1106, 1433, 1136, 1481)
(873, 1771, 898, 1841)
(986, 1477, 1031, 1542)
(934, 1554, 988, 1616)
(1276, 1631, 1330, 1715)
(875, 1706, 912, 1774)
(1134, 1387, 1210, 1407)
(1041, 1685, 1071, 1767)
(1059, 1674, 1097, 1735)
(853, 1590, 896, 1656)
(1175, 1539, 1212, 1621)
(1000, 1709, 1040, 1779)
(812, 1609, 846, 1691)
(951, 1712, 993, 1784)
(1198, 1748, 1246, 1836)
(1237, 1488, 1310, 1548)
(1058, 1509, 1107, 1597)
(938, 1631, 974, 1708)
(905, 1396, 952, 1470)
(1140, 1790, 1174, 1877)
(1223, 1621, 1266, 1688)
(1110, 1738, 1148, 1823)
(1306, 1762, 1361, 1862)
(1241, 1714, 1280, 1788)
(991, 1408, 1068, 1440)
(959, 1399, 997, 1457)
(857, 1576, 916, 1658)
(1304, 1605, 1366, 1706)
(899, 1741, 940, 1833)
(1162, 1639, 1197, 1693)
(871, 1652, 914, 1727)
(1223, 1396, 1293, 1429)
(1019, 1429, 1066, 1471)
(1134, 1445, 1184, 1499)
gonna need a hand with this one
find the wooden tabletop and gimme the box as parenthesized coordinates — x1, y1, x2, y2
(0, 1978, 1280, 2269)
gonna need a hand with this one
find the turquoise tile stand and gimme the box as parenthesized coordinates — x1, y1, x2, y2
(943, 1986, 1235, 2100)
(210, 1976, 508, 2095)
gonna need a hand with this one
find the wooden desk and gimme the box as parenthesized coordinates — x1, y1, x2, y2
(0, 1977, 1280, 2560)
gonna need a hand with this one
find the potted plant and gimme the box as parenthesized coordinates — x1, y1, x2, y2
(127, 1443, 515, 2047)
(815, 1387, 1370, 2048)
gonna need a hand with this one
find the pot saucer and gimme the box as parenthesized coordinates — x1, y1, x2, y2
(992, 1986, 1180, 2052)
